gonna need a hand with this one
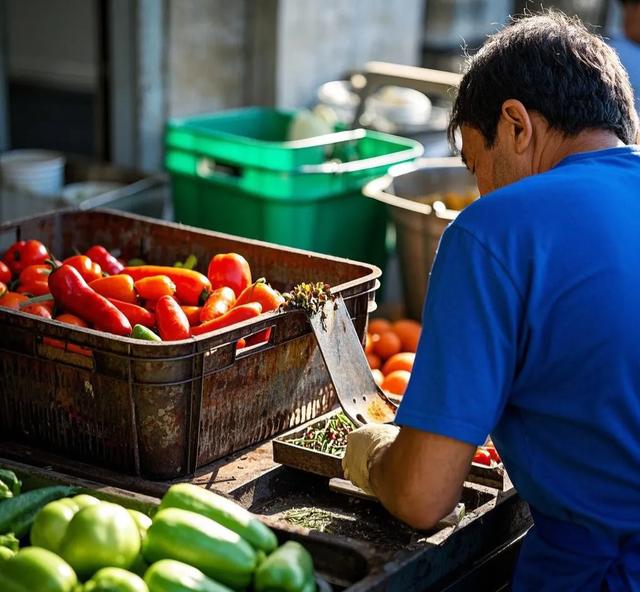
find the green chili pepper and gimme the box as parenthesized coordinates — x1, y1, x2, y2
(132, 324, 162, 342)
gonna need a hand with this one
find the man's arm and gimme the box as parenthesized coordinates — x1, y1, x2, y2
(369, 427, 475, 529)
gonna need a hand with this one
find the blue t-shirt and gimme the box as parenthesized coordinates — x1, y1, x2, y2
(396, 147, 640, 581)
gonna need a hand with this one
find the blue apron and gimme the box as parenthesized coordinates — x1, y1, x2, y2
(512, 508, 640, 591)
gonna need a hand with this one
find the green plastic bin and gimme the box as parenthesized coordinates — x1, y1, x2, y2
(165, 107, 423, 269)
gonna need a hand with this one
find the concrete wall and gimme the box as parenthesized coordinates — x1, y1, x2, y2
(6, 0, 97, 90)
(167, 0, 248, 117)
(275, 0, 425, 108)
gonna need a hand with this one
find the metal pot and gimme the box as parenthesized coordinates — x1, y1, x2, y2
(364, 157, 477, 320)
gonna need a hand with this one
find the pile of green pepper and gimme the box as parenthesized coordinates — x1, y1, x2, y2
(0, 474, 317, 592)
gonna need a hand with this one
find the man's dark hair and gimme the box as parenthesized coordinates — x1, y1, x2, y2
(448, 11, 639, 148)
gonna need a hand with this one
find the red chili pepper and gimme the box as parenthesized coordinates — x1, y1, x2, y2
(90, 275, 137, 304)
(191, 302, 262, 337)
(207, 253, 252, 298)
(123, 266, 211, 306)
(108, 298, 156, 329)
(180, 305, 202, 327)
(48, 264, 131, 336)
(0, 292, 29, 309)
(63, 255, 103, 283)
(200, 287, 236, 323)
(135, 275, 176, 301)
(473, 448, 493, 466)
(16, 281, 50, 296)
(234, 280, 284, 345)
(155, 295, 190, 341)
(44, 313, 92, 356)
(85, 245, 124, 275)
(2, 240, 49, 276)
(0, 261, 11, 284)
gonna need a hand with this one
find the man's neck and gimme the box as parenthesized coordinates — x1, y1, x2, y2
(539, 130, 625, 173)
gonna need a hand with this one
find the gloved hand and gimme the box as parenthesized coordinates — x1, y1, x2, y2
(342, 424, 400, 495)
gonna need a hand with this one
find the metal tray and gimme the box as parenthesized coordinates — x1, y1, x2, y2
(273, 411, 510, 490)
(0, 209, 380, 479)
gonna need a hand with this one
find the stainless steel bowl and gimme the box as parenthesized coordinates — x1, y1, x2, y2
(364, 157, 477, 320)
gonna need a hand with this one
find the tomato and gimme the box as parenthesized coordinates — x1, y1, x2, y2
(473, 448, 492, 466)
(0, 261, 11, 284)
(155, 295, 190, 341)
(2, 240, 49, 276)
(235, 280, 284, 345)
(200, 287, 236, 322)
(0, 292, 29, 310)
(63, 255, 103, 283)
(207, 253, 252, 298)
(22, 302, 53, 319)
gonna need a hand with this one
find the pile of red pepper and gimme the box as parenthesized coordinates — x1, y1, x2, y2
(0, 241, 284, 345)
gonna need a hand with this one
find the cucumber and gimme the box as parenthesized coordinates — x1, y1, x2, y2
(142, 508, 256, 590)
(159, 484, 277, 553)
(0, 486, 76, 537)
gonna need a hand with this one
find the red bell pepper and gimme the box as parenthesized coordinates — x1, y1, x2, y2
(85, 245, 124, 275)
(207, 253, 252, 298)
(191, 302, 262, 337)
(155, 295, 190, 341)
(48, 264, 131, 336)
(123, 266, 211, 306)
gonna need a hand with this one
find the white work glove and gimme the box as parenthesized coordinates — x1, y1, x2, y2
(342, 424, 400, 495)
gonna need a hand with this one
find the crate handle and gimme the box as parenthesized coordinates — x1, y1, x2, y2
(297, 144, 423, 175)
(196, 157, 243, 181)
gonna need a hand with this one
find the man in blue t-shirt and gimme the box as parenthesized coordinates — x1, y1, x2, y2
(343, 11, 640, 592)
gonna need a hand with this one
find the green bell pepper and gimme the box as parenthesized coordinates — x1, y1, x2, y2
(83, 567, 148, 592)
(30, 499, 80, 553)
(128, 509, 153, 540)
(0, 546, 77, 592)
(142, 507, 256, 590)
(144, 559, 233, 592)
(59, 502, 141, 580)
(254, 541, 315, 592)
(73, 494, 101, 510)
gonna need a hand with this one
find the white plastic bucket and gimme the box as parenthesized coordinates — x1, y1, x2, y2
(0, 150, 66, 197)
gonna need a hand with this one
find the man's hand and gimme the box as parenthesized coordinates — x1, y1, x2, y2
(344, 424, 476, 529)
(342, 424, 400, 494)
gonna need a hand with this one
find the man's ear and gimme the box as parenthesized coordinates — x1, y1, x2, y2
(499, 99, 533, 155)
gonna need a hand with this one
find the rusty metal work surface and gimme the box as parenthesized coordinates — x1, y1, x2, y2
(0, 209, 380, 479)
(0, 440, 531, 590)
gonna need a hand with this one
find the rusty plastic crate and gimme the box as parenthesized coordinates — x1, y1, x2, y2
(0, 209, 380, 480)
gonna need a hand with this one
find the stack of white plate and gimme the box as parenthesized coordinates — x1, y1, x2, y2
(0, 150, 66, 197)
